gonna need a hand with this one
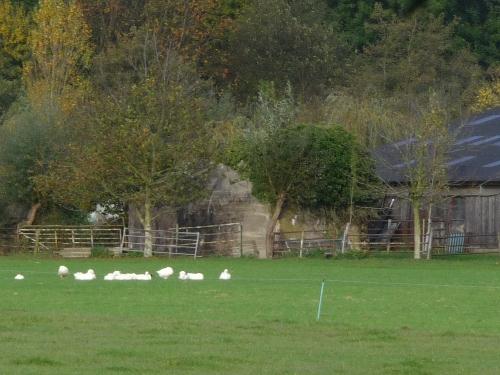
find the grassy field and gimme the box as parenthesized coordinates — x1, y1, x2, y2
(1, 254, 500, 374)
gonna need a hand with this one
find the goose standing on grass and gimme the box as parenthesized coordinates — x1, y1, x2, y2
(58, 265, 69, 278)
(219, 269, 231, 280)
(14, 274, 24, 280)
(156, 267, 174, 279)
(187, 272, 204, 281)
(178, 271, 188, 280)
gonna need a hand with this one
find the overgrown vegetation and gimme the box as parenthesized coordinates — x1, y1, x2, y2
(0, 0, 498, 256)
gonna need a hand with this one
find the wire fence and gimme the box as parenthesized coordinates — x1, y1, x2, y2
(176, 223, 243, 256)
(274, 221, 500, 258)
(273, 230, 344, 257)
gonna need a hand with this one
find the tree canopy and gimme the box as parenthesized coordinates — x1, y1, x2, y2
(0, 0, 498, 258)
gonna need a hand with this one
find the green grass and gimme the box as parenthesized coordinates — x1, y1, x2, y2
(2, 254, 500, 374)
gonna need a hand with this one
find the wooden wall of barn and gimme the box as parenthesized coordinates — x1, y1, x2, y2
(386, 186, 500, 248)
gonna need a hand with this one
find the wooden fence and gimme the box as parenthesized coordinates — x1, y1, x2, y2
(17, 225, 123, 253)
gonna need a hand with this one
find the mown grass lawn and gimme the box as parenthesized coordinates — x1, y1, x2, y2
(1, 253, 500, 374)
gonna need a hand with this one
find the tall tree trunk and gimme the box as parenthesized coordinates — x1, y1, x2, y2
(412, 200, 421, 260)
(23, 203, 41, 226)
(265, 192, 286, 258)
(426, 203, 433, 260)
(143, 195, 153, 258)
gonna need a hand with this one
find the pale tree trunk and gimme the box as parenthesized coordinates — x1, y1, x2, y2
(265, 193, 286, 258)
(24, 203, 41, 226)
(143, 197, 153, 258)
(412, 200, 421, 260)
(426, 203, 433, 260)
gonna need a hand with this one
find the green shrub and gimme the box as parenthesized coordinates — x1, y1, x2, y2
(335, 249, 370, 259)
(91, 246, 112, 258)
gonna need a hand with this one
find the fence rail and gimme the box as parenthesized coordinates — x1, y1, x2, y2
(176, 223, 243, 256)
(121, 228, 200, 258)
(17, 225, 123, 253)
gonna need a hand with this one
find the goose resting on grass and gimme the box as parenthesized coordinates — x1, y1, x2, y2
(74, 269, 96, 281)
(14, 274, 24, 280)
(58, 265, 69, 278)
(187, 272, 204, 281)
(134, 272, 152, 281)
(156, 267, 174, 279)
(219, 269, 231, 280)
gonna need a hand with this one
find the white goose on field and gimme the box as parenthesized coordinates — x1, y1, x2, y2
(178, 271, 188, 280)
(134, 272, 152, 281)
(104, 270, 122, 281)
(74, 269, 96, 281)
(156, 267, 174, 279)
(219, 269, 231, 280)
(14, 274, 24, 280)
(58, 265, 69, 278)
(187, 272, 204, 281)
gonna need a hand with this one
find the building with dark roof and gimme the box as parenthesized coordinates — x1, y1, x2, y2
(374, 108, 500, 252)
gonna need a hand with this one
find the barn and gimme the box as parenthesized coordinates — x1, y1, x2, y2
(374, 108, 500, 253)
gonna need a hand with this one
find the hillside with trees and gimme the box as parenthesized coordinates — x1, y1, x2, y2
(0, 0, 498, 247)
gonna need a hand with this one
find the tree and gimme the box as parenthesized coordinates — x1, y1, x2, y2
(0, 0, 30, 119)
(355, 6, 481, 114)
(374, 93, 454, 259)
(25, 0, 93, 116)
(232, 85, 377, 257)
(348, 7, 483, 259)
(471, 67, 500, 112)
(0, 0, 92, 225)
(38, 20, 217, 257)
(0, 102, 52, 218)
(228, 0, 346, 100)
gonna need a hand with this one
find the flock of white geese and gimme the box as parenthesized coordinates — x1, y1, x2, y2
(14, 266, 231, 281)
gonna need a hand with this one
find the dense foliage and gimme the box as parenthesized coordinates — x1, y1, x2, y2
(0, 0, 498, 236)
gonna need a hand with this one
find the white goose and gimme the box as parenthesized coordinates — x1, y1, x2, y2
(178, 271, 188, 280)
(187, 272, 204, 281)
(219, 269, 231, 280)
(114, 272, 135, 281)
(74, 269, 96, 281)
(14, 274, 24, 280)
(156, 267, 174, 279)
(134, 272, 152, 281)
(58, 265, 69, 278)
(104, 270, 122, 281)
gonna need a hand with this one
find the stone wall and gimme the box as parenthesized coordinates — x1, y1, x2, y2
(129, 165, 271, 258)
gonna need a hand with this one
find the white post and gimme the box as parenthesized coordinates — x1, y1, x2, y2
(316, 280, 326, 321)
(299, 231, 304, 258)
(341, 223, 350, 254)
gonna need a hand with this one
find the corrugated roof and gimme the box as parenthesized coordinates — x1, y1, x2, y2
(375, 107, 500, 185)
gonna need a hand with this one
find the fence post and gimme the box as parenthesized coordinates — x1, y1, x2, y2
(90, 228, 94, 248)
(194, 232, 200, 259)
(119, 228, 126, 254)
(386, 219, 392, 252)
(341, 223, 350, 254)
(171, 224, 179, 258)
(300, 231, 304, 258)
(71, 229, 75, 248)
(35, 229, 40, 254)
(239, 223, 243, 257)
